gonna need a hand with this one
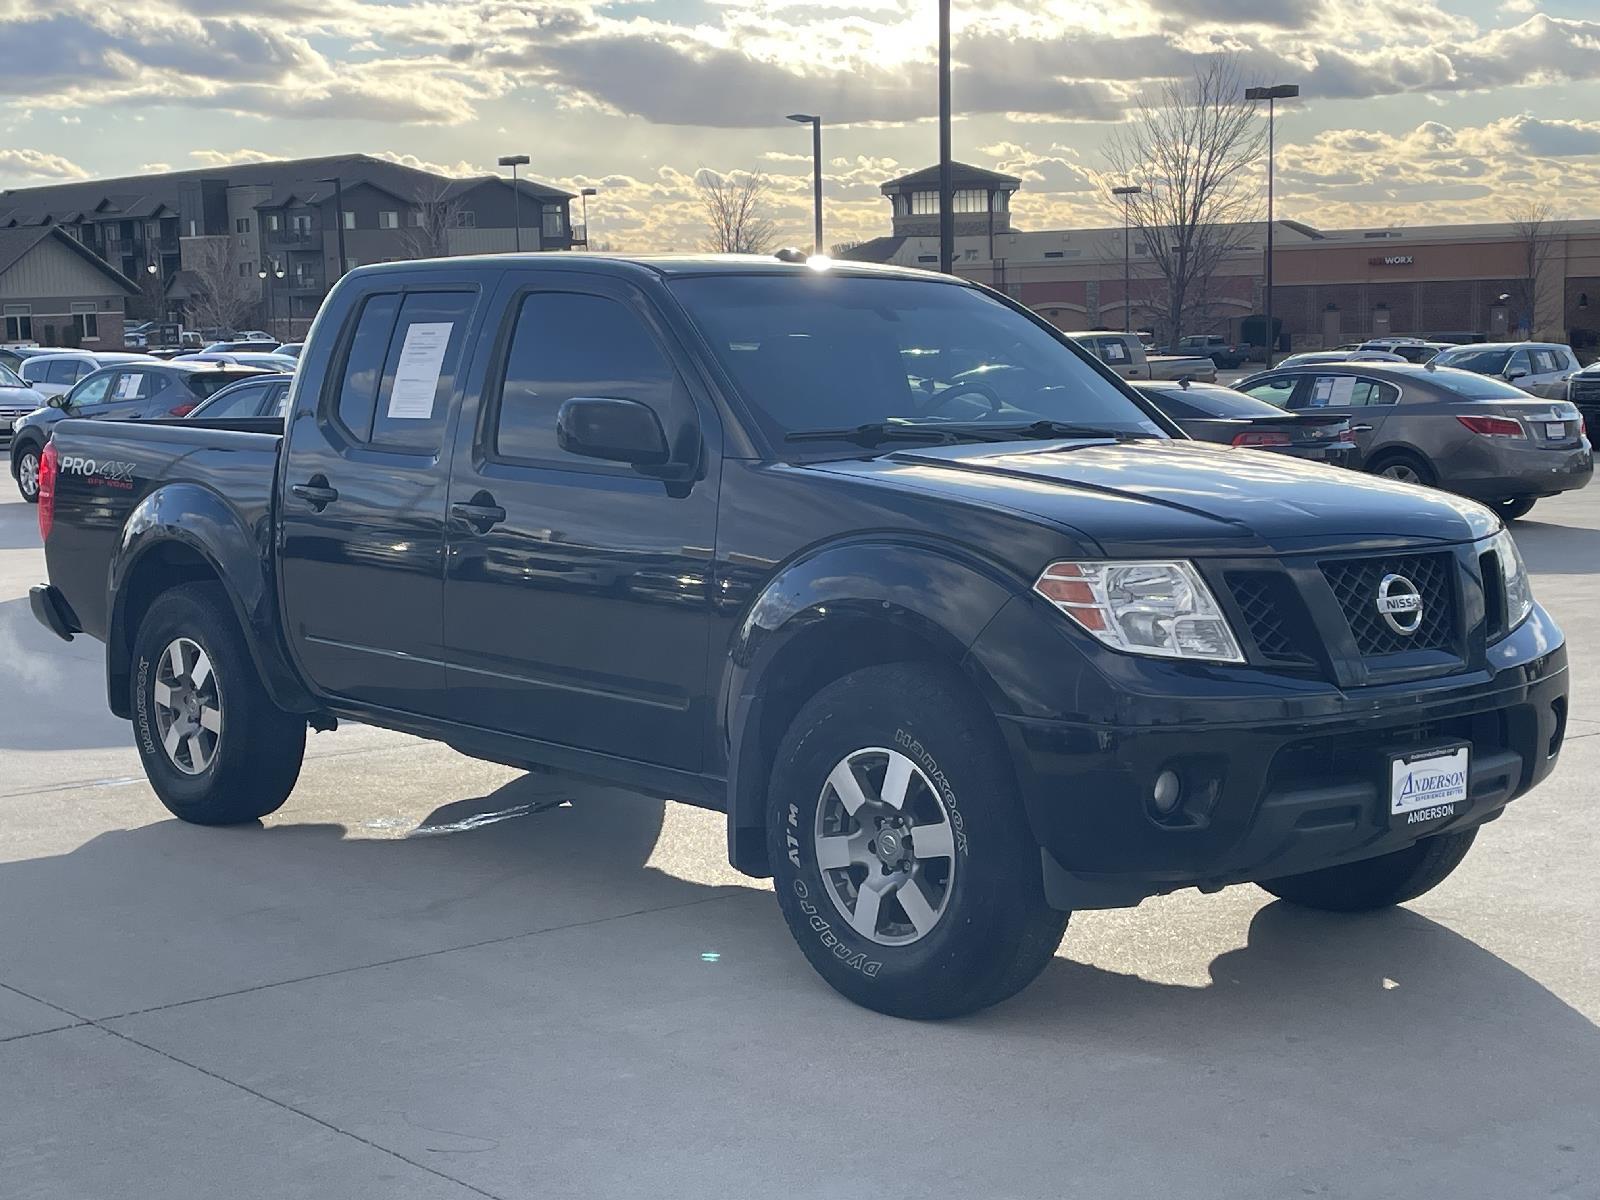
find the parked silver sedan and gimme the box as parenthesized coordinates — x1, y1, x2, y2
(1236, 362, 1592, 520)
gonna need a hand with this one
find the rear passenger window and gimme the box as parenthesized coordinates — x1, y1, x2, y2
(493, 292, 678, 466)
(46, 359, 81, 385)
(1531, 349, 1558, 374)
(369, 291, 477, 451)
(334, 293, 400, 439)
(1351, 379, 1399, 406)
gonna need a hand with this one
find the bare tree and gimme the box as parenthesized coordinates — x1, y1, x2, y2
(1508, 201, 1561, 339)
(400, 181, 469, 259)
(182, 235, 256, 335)
(697, 169, 777, 254)
(1100, 57, 1265, 345)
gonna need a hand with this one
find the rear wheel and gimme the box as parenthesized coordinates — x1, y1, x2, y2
(1369, 452, 1436, 488)
(1258, 829, 1478, 912)
(1493, 496, 1537, 521)
(767, 663, 1069, 1019)
(14, 442, 40, 503)
(131, 582, 306, 824)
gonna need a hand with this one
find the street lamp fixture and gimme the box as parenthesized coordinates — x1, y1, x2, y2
(499, 154, 531, 252)
(787, 113, 823, 256)
(1111, 185, 1142, 334)
(579, 187, 598, 250)
(1245, 82, 1299, 367)
(146, 262, 158, 275)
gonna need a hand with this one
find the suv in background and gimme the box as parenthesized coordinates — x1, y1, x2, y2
(1174, 334, 1246, 369)
(1431, 342, 1579, 399)
(19, 351, 152, 400)
(1359, 338, 1449, 364)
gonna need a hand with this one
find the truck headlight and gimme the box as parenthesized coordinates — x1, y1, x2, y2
(1034, 560, 1244, 663)
(1486, 530, 1533, 630)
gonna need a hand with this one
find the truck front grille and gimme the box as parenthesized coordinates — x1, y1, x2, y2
(1226, 572, 1315, 666)
(1321, 552, 1457, 657)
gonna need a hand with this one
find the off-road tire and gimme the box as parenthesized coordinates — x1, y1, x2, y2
(131, 582, 305, 824)
(767, 663, 1069, 1019)
(1258, 829, 1478, 912)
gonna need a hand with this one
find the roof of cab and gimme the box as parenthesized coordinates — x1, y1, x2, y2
(345, 252, 968, 285)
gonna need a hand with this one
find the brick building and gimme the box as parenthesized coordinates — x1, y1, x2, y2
(0, 154, 577, 335)
(841, 164, 1600, 353)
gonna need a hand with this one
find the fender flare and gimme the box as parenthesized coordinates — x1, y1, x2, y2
(106, 482, 317, 718)
(720, 536, 1024, 875)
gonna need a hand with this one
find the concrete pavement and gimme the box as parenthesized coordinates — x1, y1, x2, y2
(1, 478, 1596, 1199)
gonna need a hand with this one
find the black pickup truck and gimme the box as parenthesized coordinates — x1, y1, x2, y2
(30, 255, 1570, 1018)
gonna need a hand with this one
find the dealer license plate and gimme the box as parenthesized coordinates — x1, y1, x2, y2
(1546, 421, 1567, 439)
(1390, 745, 1470, 826)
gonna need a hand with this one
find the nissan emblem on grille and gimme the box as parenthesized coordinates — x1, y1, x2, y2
(1375, 573, 1423, 635)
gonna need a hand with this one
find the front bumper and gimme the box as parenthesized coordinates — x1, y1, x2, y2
(972, 601, 1569, 910)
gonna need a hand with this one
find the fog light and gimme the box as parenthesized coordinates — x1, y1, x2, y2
(1152, 770, 1182, 814)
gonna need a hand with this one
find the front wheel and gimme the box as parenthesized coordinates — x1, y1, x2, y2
(1493, 496, 1537, 521)
(767, 663, 1069, 1019)
(131, 582, 306, 824)
(1257, 829, 1478, 912)
(14, 443, 40, 503)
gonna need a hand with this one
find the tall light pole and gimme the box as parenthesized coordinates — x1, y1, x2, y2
(580, 187, 598, 249)
(499, 154, 530, 252)
(1112, 185, 1142, 334)
(787, 114, 823, 255)
(259, 268, 272, 337)
(315, 176, 347, 279)
(937, 0, 954, 274)
(1245, 83, 1297, 366)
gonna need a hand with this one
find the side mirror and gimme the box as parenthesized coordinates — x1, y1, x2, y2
(1505, 367, 1528, 382)
(556, 396, 670, 467)
(48, 393, 69, 409)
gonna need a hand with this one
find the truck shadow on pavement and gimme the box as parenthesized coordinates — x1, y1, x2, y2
(1511, 516, 1600, 576)
(0, 596, 130, 751)
(4, 773, 1597, 1196)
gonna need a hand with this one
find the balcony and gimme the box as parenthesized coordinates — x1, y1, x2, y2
(267, 228, 319, 250)
(287, 276, 322, 295)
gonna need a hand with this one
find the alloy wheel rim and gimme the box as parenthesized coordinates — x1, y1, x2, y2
(813, 746, 957, 947)
(152, 636, 222, 775)
(19, 452, 38, 497)
(1382, 464, 1420, 483)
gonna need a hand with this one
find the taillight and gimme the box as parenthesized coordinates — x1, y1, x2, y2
(1457, 414, 1524, 438)
(38, 440, 57, 541)
(169, 403, 197, 417)
(1232, 430, 1292, 447)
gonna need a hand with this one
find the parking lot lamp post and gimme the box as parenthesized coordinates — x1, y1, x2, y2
(258, 269, 272, 338)
(1245, 83, 1298, 367)
(580, 187, 598, 249)
(1112, 185, 1142, 333)
(498, 155, 531, 252)
(786, 114, 824, 255)
(937, 0, 953, 274)
(315, 176, 348, 280)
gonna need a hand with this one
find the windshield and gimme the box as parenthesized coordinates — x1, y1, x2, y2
(0, 363, 24, 388)
(668, 274, 1166, 448)
(1434, 348, 1511, 375)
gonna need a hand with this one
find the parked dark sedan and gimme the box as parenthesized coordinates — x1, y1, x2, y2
(1132, 380, 1356, 465)
(9, 360, 269, 501)
(185, 372, 293, 420)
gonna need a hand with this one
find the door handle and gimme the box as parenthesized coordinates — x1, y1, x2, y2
(451, 499, 507, 533)
(291, 479, 339, 511)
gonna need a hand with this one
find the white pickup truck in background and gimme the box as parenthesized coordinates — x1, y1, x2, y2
(1068, 331, 1219, 383)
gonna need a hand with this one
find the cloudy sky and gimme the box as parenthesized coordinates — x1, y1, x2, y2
(1, 0, 1597, 250)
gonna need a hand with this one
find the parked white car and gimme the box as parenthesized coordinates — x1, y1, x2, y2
(18, 351, 151, 400)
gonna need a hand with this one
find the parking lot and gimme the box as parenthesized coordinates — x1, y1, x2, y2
(1, 478, 1597, 1199)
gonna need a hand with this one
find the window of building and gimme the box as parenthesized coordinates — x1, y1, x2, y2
(267, 214, 280, 232)
(345, 211, 358, 230)
(953, 189, 987, 213)
(187, 220, 198, 236)
(379, 211, 398, 229)
(104, 224, 120, 242)
(916, 254, 938, 264)
(292, 213, 312, 236)
(541, 205, 564, 238)
(3, 304, 31, 341)
(235, 217, 251, 234)
(911, 191, 938, 216)
(493, 291, 677, 466)
(994, 191, 1010, 212)
(450, 210, 476, 228)
(239, 261, 254, 277)
(71, 302, 98, 341)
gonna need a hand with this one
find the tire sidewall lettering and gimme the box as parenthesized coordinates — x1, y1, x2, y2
(893, 727, 970, 856)
(134, 654, 156, 756)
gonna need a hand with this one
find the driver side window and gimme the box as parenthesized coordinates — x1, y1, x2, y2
(69, 372, 114, 407)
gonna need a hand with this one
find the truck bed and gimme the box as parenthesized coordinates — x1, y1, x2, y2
(44, 417, 283, 642)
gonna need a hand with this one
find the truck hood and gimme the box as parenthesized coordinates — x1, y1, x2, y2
(807, 438, 1498, 557)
